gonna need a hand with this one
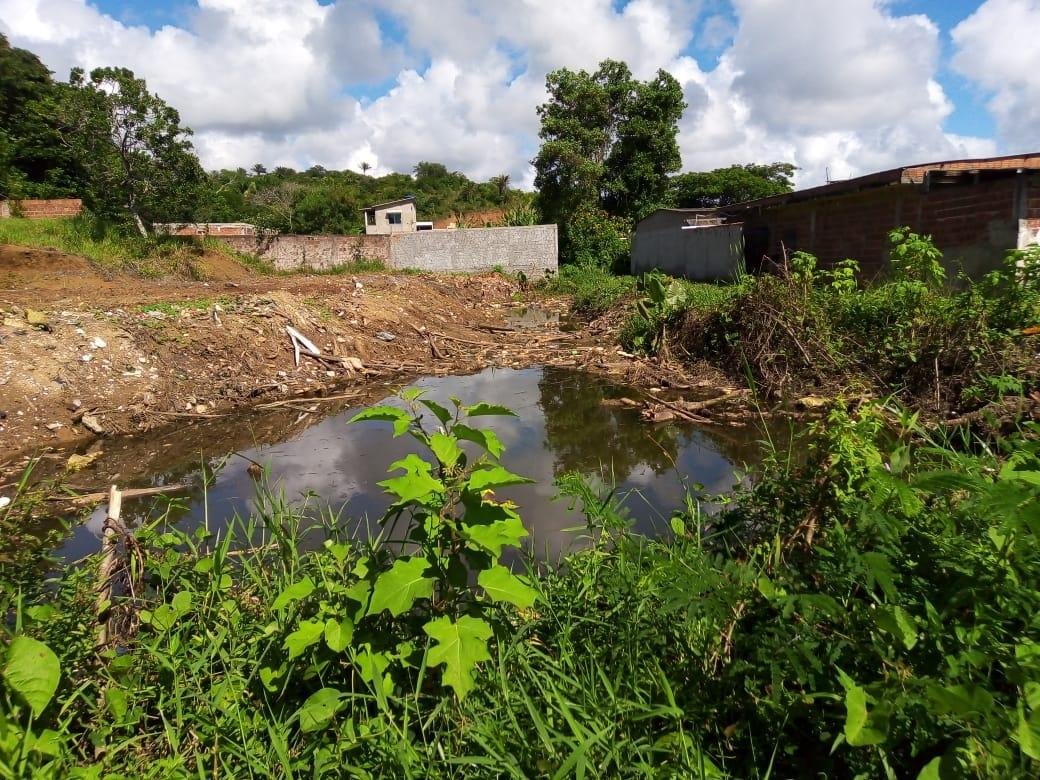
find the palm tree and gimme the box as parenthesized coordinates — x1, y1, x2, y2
(360, 161, 372, 176)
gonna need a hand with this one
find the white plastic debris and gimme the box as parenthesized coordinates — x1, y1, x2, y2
(91, 337, 107, 349)
(0, 496, 10, 510)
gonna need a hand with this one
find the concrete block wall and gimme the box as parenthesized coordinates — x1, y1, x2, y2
(220, 234, 390, 272)
(387, 225, 558, 276)
(0, 198, 83, 219)
(632, 222, 744, 281)
(218, 225, 558, 275)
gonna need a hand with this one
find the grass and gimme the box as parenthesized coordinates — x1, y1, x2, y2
(0, 216, 267, 278)
(543, 264, 637, 316)
(2, 398, 1040, 776)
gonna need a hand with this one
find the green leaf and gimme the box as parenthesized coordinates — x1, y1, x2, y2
(453, 424, 505, 459)
(3, 636, 61, 717)
(463, 402, 517, 418)
(297, 687, 344, 733)
(429, 432, 463, 469)
(467, 465, 534, 492)
(368, 557, 435, 617)
(423, 615, 493, 699)
(324, 618, 354, 653)
(420, 399, 453, 425)
(1017, 705, 1040, 760)
(349, 405, 412, 436)
(380, 454, 445, 503)
(844, 685, 887, 746)
(478, 565, 539, 608)
(272, 577, 315, 612)
(917, 757, 942, 780)
(874, 605, 918, 649)
(105, 687, 128, 721)
(284, 619, 325, 659)
(463, 516, 528, 555)
(353, 646, 393, 696)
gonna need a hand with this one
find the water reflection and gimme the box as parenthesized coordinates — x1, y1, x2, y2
(60, 367, 769, 561)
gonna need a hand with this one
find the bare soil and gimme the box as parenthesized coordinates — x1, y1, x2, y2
(1, 245, 728, 481)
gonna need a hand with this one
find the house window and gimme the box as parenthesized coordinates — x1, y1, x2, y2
(366, 211, 375, 226)
(387, 211, 403, 225)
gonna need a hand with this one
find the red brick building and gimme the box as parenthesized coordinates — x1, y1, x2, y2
(723, 153, 1040, 278)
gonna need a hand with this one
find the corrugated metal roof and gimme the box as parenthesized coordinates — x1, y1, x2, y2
(725, 152, 1040, 212)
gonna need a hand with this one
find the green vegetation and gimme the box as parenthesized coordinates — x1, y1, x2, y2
(621, 231, 1040, 412)
(544, 264, 637, 317)
(670, 162, 796, 208)
(4, 389, 1040, 776)
(0, 215, 248, 278)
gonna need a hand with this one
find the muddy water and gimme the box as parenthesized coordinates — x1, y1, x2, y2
(58, 367, 774, 561)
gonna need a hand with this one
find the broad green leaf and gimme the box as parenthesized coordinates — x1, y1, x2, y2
(284, 619, 325, 659)
(272, 577, 315, 612)
(420, 399, 453, 425)
(874, 605, 918, 650)
(148, 603, 182, 632)
(379, 471, 444, 504)
(927, 684, 994, 717)
(29, 728, 62, 757)
(105, 686, 128, 721)
(463, 402, 517, 418)
(916, 757, 942, 780)
(844, 685, 887, 746)
(429, 432, 463, 469)
(423, 615, 493, 699)
(861, 552, 898, 601)
(463, 516, 528, 555)
(467, 466, 534, 492)
(172, 590, 193, 614)
(1017, 706, 1040, 760)
(401, 388, 425, 402)
(297, 687, 344, 733)
(368, 557, 435, 617)
(478, 565, 539, 608)
(453, 424, 505, 459)
(353, 646, 393, 696)
(349, 405, 412, 436)
(324, 618, 354, 653)
(3, 636, 61, 717)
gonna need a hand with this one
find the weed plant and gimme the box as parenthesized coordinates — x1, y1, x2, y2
(3, 396, 1040, 777)
(544, 264, 637, 318)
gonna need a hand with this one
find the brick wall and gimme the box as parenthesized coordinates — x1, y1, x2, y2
(219, 234, 390, 271)
(0, 198, 83, 219)
(741, 174, 1036, 278)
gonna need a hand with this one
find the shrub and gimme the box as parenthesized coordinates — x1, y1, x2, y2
(545, 264, 636, 317)
(563, 206, 631, 271)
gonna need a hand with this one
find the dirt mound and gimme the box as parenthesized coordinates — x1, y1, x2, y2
(191, 250, 255, 282)
(0, 244, 96, 272)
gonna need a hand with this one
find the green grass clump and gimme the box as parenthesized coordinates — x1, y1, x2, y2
(0, 215, 264, 278)
(544, 264, 637, 317)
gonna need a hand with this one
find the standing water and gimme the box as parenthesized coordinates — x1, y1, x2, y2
(56, 367, 773, 561)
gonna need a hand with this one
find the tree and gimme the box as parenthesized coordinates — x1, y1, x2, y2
(52, 67, 204, 234)
(0, 34, 80, 198)
(671, 162, 796, 208)
(250, 181, 304, 233)
(533, 59, 685, 265)
(359, 161, 371, 175)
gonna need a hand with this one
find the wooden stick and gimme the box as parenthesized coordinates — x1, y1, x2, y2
(255, 390, 362, 410)
(50, 483, 187, 506)
(95, 485, 122, 650)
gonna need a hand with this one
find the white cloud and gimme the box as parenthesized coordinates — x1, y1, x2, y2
(0, 0, 1004, 187)
(951, 0, 1040, 152)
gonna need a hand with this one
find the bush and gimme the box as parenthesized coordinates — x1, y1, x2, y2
(545, 264, 636, 317)
(562, 206, 631, 272)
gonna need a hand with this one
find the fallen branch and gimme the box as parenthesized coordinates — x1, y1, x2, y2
(255, 390, 362, 410)
(50, 483, 188, 507)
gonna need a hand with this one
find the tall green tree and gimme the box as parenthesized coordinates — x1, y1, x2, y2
(0, 33, 80, 198)
(51, 67, 204, 234)
(671, 162, 796, 208)
(533, 59, 685, 265)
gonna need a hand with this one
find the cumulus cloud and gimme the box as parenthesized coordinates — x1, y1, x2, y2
(0, 0, 1005, 186)
(951, 0, 1040, 152)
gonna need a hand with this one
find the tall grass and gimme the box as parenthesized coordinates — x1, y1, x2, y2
(3, 401, 1040, 777)
(544, 264, 637, 317)
(0, 215, 262, 278)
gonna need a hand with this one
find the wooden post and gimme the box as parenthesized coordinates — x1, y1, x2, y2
(95, 485, 123, 650)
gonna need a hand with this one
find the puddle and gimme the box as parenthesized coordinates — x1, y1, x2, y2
(51, 367, 779, 561)
(504, 306, 561, 331)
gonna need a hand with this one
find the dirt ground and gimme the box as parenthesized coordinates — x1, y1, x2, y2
(1, 244, 729, 481)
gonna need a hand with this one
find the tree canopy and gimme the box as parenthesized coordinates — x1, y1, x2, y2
(671, 162, 796, 208)
(533, 59, 685, 266)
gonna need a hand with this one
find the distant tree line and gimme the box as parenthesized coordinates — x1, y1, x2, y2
(2, 34, 795, 252)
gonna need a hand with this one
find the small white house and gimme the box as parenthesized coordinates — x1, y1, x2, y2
(361, 196, 418, 235)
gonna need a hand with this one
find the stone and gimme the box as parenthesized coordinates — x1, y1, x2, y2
(80, 414, 105, 435)
(195, 404, 208, 414)
(91, 336, 107, 349)
(68, 399, 82, 411)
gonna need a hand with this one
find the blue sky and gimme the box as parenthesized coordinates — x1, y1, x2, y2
(3, 1, 1036, 185)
